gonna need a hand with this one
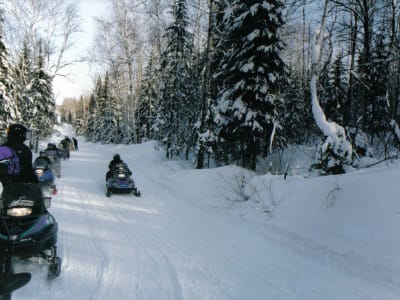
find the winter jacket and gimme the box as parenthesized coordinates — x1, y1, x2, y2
(3, 139, 38, 184)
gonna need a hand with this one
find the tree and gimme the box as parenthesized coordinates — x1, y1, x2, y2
(29, 41, 56, 146)
(195, 0, 217, 169)
(310, 0, 352, 174)
(157, 0, 198, 158)
(95, 73, 119, 143)
(322, 53, 348, 124)
(214, 0, 287, 171)
(0, 32, 19, 141)
(364, 26, 390, 144)
(86, 94, 98, 142)
(91, 0, 146, 144)
(3, 0, 81, 79)
(14, 37, 33, 124)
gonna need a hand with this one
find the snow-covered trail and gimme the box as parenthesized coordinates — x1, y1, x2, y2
(12, 131, 400, 299)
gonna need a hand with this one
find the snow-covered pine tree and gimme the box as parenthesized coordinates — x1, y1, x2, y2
(157, 0, 198, 158)
(14, 37, 33, 124)
(74, 96, 87, 135)
(138, 47, 159, 142)
(368, 26, 390, 143)
(322, 54, 348, 125)
(96, 73, 119, 143)
(214, 0, 287, 171)
(29, 41, 56, 141)
(85, 94, 98, 142)
(282, 66, 310, 144)
(0, 31, 20, 141)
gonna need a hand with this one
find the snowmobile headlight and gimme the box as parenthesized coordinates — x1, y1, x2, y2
(35, 169, 44, 175)
(7, 207, 32, 217)
(117, 173, 126, 178)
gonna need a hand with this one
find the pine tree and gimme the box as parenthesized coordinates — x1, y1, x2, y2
(14, 37, 33, 124)
(85, 94, 97, 141)
(282, 66, 312, 144)
(29, 42, 56, 140)
(157, 0, 198, 158)
(214, 0, 287, 170)
(368, 27, 390, 142)
(96, 73, 119, 143)
(75, 96, 87, 135)
(195, 0, 220, 169)
(323, 54, 348, 125)
(138, 51, 158, 142)
(0, 32, 19, 141)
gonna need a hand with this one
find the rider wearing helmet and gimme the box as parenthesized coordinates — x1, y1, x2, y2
(3, 124, 38, 184)
(108, 154, 122, 169)
(106, 154, 131, 180)
(35, 150, 52, 168)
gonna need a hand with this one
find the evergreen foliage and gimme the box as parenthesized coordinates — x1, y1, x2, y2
(213, 0, 287, 170)
(86, 94, 98, 141)
(94, 74, 120, 143)
(55, 0, 400, 174)
(156, 0, 199, 158)
(0, 33, 19, 141)
(29, 42, 56, 139)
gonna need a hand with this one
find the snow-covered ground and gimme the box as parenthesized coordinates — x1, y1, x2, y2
(11, 124, 400, 299)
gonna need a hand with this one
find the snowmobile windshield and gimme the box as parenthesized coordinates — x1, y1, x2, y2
(114, 163, 129, 172)
(2, 183, 43, 214)
(34, 158, 50, 169)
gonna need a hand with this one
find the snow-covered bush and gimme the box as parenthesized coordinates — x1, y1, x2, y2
(313, 128, 352, 175)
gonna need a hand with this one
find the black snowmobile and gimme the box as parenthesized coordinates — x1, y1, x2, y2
(0, 182, 61, 294)
(106, 163, 141, 197)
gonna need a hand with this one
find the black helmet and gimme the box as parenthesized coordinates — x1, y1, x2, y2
(7, 124, 27, 141)
(113, 154, 121, 161)
(47, 143, 56, 150)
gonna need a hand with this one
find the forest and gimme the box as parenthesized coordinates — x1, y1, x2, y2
(1, 0, 400, 174)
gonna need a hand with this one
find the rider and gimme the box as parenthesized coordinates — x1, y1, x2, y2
(43, 143, 62, 177)
(106, 154, 131, 180)
(33, 151, 52, 169)
(2, 124, 38, 184)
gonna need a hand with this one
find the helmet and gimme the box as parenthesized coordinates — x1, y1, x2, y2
(7, 124, 27, 141)
(39, 150, 47, 157)
(47, 143, 56, 150)
(113, 154, 121, 161)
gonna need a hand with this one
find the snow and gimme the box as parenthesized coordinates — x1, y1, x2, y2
(10, 124, 400, 299)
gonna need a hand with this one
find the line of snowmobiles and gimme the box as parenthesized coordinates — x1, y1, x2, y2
(0, 149, 63, 299)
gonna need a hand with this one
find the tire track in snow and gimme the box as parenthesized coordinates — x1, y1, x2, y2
(105, 195, 184, 300)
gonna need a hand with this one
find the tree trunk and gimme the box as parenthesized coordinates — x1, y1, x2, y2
(196, 0, 215, 169)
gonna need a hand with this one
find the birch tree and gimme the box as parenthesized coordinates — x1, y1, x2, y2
(3, 0, 81, 79)
(311, 0, 352, 174)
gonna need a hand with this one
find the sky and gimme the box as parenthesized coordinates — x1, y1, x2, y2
(6, 123, 400, 299)
(52, 0, 109, 104)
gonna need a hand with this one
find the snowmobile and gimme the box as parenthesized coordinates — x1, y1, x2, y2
(0, 182, 62, 291)
(43, 144, 62, 178)
(106, 163, 141, 197)
(33, 156, 57, 197)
